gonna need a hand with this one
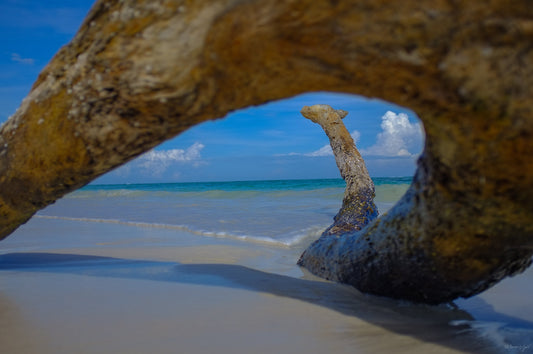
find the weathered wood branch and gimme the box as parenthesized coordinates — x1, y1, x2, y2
(298, 106, 533, 304)
(1, 0, 532, 304)
(300, 105, 378, 235)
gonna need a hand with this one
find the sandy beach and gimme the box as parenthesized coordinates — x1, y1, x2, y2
(1, 0, 531, 351)
(1, 216, 532, 354)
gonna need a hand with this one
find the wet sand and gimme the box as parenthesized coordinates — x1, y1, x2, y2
(1, 217, 532, 353)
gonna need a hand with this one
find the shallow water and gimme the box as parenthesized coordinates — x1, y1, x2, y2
(1, 178, 532, 353)
(37, 178, 409, 246)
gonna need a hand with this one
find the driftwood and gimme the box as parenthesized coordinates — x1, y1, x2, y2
(298, 104, 532, 304)
(0, 0, 532, 304)
(299, 105, 378, 236)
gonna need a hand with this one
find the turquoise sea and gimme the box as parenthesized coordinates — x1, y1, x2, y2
(2, 177, 532, 353)
(36, 177, 411, 247)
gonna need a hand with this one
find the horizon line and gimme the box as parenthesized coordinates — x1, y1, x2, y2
(86, 176, 413, 187)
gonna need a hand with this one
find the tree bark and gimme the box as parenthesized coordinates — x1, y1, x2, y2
(298, 107, 533, 304)
(0, 0, 532, 304)
(300, 105, 378, 236)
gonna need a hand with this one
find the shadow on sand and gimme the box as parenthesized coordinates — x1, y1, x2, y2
(1, 252, 532, 353)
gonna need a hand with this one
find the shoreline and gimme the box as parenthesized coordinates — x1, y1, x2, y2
(1, 217, 532, 353)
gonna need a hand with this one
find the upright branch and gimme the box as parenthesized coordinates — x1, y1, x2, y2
(300, 105, 378, 235)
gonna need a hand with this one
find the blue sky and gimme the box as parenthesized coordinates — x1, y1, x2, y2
(0, 0, 424, 183)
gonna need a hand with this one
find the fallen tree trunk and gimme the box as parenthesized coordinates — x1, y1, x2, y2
(1, 0, 532, 304)
(298, 105, 533, 304)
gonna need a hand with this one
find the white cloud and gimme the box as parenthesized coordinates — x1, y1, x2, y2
(306, 145, 333, 157)
(138, 142, 205, 175)
(351, 130, 361, 145)
(360, 111, 423, 157)
(291, 111, 422, 159)
(11, 53, 34, 65)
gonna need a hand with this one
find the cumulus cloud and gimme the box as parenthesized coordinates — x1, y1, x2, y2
(306, 145, 334, 157)
(292, 111, 422, 159)
(11, 53, 34, 65)
(360, 111, 422, 157)
(138, 142, 205, 175)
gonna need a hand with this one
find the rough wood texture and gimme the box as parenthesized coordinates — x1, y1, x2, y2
(1, 0, 532, 303)
(300, 105, 378, 235)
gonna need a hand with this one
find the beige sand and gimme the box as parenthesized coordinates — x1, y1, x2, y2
(0, 218, 531, 353)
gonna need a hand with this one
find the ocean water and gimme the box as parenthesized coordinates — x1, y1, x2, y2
(2, 176, 533, 353)
(36, 177, 411, 247)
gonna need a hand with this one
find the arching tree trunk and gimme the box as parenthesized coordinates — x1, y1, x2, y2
(0, 0, 532, 304)
(298, 105, 532, 304)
